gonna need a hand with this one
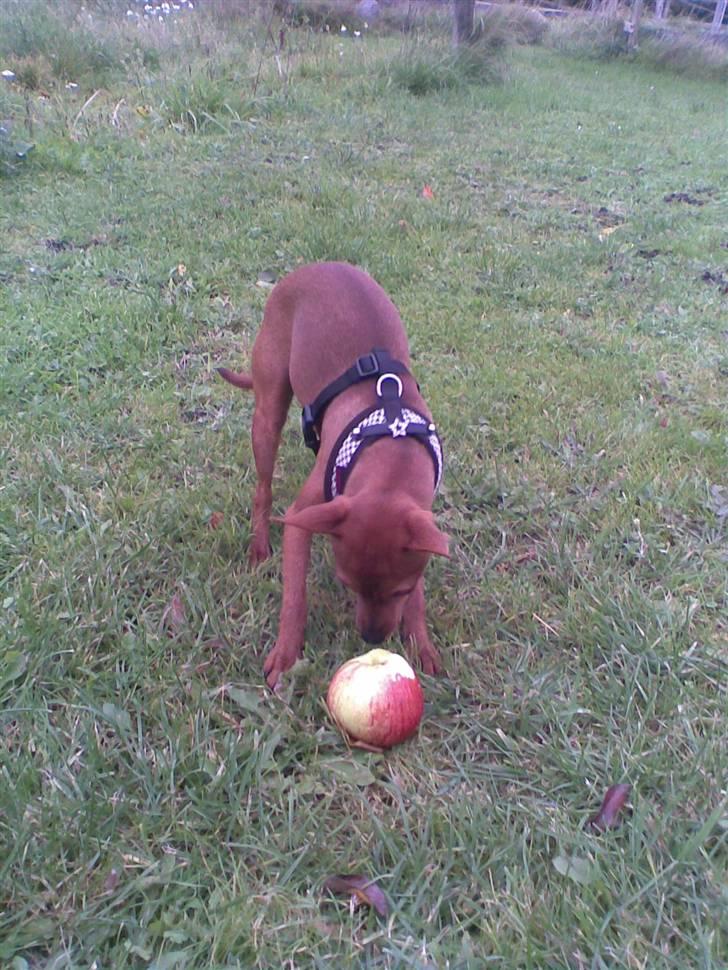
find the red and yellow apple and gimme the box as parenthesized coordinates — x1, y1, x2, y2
(326, 648, 424, 748)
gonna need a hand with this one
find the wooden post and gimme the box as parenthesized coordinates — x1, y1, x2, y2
(626, 0, 644, 50)
(452, 0, 475, 47)
(711, 0, 727, 35)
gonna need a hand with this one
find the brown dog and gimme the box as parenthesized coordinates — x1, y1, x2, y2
(219, 262, 449, 690)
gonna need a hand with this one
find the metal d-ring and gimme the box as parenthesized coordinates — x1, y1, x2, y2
(376, 373, 403, 398)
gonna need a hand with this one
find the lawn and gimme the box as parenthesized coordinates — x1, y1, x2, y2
(0, 3, 726, 967)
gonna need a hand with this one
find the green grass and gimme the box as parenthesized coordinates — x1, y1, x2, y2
(1, 4, 727, 968)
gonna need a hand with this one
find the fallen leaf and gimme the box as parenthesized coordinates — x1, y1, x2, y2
(552, 854, 594, 885)
(257, 269, 277, 287)
(323, 874, 389, 917)
(598, 225, 621, 240)
(224, 685, 264, 716)
(201, 637, 227, 652)
(161, 593, 186, 634)
(421, 184, 434, 200)
(208, 511, 225, 530)
(0, 650, 28, 693)
(101, 702, 132, 732)
(104, 867, 121, 893)
(587, 783, 631, 832)
(320, 756, 376, 787)
(708, 484, 728, 519)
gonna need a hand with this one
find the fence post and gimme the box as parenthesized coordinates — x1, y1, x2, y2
(711, 0, 727, 35)
(626, 0, 644, 49)
(452, 0, 475, 47)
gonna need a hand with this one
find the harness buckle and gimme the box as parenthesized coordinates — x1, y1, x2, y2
(301, 405, 320, 453)
(355, 352, 379, 378)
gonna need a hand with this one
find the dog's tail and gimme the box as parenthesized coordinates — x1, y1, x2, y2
(217, 366, 254, 391)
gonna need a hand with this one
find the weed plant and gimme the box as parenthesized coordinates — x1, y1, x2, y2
(0, 2, 726, 968)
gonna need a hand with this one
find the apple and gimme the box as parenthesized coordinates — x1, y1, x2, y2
(326, 648, 424, 748)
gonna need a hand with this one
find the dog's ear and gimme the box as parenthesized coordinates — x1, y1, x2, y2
(405, 508, 450, 558)
(278, 497, 351, 536)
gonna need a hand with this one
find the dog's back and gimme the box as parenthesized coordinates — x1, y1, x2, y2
(268, 262, 411, 404)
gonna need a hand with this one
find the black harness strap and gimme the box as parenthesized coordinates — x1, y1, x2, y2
(301, 349, 409, 454)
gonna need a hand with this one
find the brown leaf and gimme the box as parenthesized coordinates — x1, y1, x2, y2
(201, 637, 227, 652)
(587, 783, 631, 832)
(161, 593, 186, 634)
(323, 874, 389, 918)
(103, 867, 121, 893)
(208, 511, 225, 530)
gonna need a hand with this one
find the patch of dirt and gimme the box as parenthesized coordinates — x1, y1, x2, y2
(700, 269, 728, 295)
(663, 192, 705, 206)
(180, 402, 232, 428)
(594, 206, 625, 228)
(44, 235, 108, 252)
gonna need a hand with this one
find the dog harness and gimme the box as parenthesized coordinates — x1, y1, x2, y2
(301, 349, 443, 502)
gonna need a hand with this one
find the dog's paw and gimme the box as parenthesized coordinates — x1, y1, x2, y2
(263, 643, 302, 691)
(417, 644, 443, 677)
(248, 541, 272, 568)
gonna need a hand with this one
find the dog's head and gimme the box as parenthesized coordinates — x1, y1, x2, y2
(281, 495, 449, 643)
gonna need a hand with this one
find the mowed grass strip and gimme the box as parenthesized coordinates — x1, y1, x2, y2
(0, 4, 726, 968)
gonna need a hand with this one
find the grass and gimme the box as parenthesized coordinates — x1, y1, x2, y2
(548, 11, 728, 80)
(1, 3, 727, 968)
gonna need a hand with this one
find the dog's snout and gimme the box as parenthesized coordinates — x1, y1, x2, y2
(361, 626, 387, 645)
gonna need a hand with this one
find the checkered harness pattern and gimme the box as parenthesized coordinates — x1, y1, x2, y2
(328, 406, 443, 501)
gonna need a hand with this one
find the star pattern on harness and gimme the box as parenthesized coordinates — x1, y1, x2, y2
(388, 415, 410, 437)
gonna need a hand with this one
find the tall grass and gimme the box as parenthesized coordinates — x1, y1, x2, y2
(0, 0, 159, 89)
(548, 11, 728, 79)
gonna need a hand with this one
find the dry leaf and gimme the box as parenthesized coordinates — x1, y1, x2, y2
(201, 637, 227, 652)
(161, 593, 186, 634)
(598, 225, 621, 240)
(552, 854, 594, 885)
(103, 867, 121, 893)
(257, 269, 277, 287)
(208, 511, 225, 530)
(323, 874, 389, 917)
(587, 783, 631, 832)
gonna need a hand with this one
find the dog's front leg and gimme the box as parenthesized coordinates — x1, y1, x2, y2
(262, 498, 315, 690)
(400, 576, 442, 676)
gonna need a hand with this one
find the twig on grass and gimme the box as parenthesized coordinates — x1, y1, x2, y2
(71, 89, 102, 135)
